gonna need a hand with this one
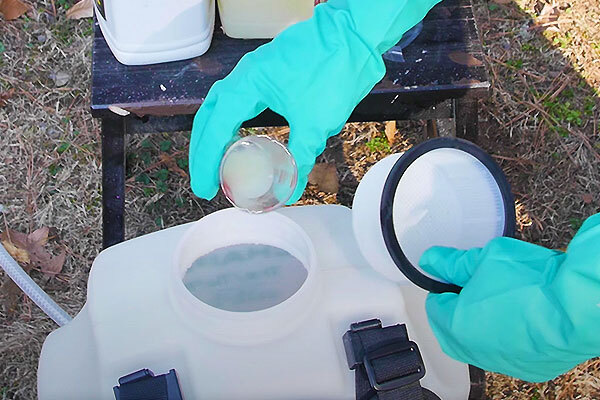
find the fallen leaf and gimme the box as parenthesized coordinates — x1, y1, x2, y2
(0, 88, 15, 107)
(0, 226, 65, 318)
(448, 52, 484, 67)
(582, 194, 593, 204)
(29, 226, 49, 247)
(308, 163, 339, 194)
(27, 241, 53, 272)
(1, 240, 30, 264)
(159, 153, 188, 178)
(66, 0, 93, 19)
(385, 121, 397, 144)
(1, 229, 29, 250)
(49, 71, 71, 87)
(1, 227, 66, 277)
(0, 278, 21, 318)
(536, 2, 559, 25)
(42, 248, 66, 276)
(0, 0, 30, 20)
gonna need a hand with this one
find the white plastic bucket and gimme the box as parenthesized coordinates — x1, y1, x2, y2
(217, 0, 315, 39)
(352, 138, 515, 293)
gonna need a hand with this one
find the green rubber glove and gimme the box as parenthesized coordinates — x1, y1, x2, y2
(420, 213, 600, 382)
(189, 0, 442, 203)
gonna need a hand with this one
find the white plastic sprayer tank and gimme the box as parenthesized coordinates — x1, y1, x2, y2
(38, 205, 470, 399)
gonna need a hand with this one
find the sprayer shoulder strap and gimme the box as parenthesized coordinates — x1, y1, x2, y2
(343, 319, 441, 400)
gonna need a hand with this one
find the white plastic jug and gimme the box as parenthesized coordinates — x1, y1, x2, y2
(95, 0, 215, 65)
(218, 0, 315, 39)
(38, 205, 470, 399)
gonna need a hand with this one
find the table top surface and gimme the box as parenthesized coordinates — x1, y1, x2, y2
(91, 0, 489, 119)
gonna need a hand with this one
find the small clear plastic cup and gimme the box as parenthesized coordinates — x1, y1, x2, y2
(220, 135, 298, 213)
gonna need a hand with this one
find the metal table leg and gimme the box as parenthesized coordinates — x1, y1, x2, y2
(468, 365, 486, 400)
(454, 98, 479, 143)
(101, 118, 126, 249)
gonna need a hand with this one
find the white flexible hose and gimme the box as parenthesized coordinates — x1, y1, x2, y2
(0, 242, 71, 326)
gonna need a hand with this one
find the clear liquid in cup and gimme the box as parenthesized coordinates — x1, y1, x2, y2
(220, 136, 297, 213)
(221, 145, 275, 200)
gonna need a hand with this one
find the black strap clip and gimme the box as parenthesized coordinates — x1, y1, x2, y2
(113, 368, 183, 400)
(364, 339, 426, 391)
(343, 318, 430, 399)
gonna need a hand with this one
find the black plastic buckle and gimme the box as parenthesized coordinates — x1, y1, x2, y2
(350, 319, 383, 332)
(343, 319, 384, 370)
(113, 368, 183, 400)
(363, 340, 426, 391)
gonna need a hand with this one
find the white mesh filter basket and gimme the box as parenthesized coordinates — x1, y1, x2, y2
(353, 138, 515, 293)
(391, 148, 505, 279)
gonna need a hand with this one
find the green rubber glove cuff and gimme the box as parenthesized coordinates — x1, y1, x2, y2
(420, 213, 600, 382)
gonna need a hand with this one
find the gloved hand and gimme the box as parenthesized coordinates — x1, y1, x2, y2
(420, 213, 600, 382)
(189, 0, 442, 203)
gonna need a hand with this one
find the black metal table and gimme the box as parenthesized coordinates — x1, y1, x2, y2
(92, 0, 490, 249)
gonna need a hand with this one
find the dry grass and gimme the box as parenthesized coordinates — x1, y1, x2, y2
(1, 3, 100, 399)
(469, 0, 600, 398)
(0, 0, 599, 398)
